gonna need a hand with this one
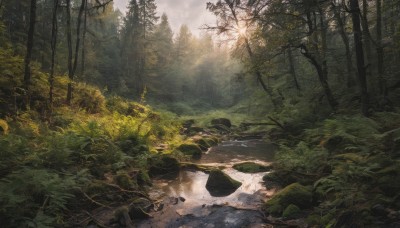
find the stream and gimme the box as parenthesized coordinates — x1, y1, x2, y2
(137, 140, 276, 228)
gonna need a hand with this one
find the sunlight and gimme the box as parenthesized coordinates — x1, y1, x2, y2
(237, 23, 247, 37)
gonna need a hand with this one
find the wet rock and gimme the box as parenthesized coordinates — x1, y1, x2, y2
(205, 169, 242, 197)
(195, 138, 212, 151)
(148, 156, 180, 178)
(211, 118, 232, 128)
(177, 143, 202, 159)
(263, 183, 312, 216)
(233, 162, 272, 173)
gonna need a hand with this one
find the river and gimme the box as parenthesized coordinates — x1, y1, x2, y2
(137, 140, 276, 228)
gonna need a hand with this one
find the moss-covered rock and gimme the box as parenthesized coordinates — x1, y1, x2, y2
(282, 204, 301, 219)
(114, 172, 136, 189)
(233, 162, 272, 173)
(211, 118, 232, 128)
(263, 183, 312, 216)
(195, 138, 212, 151)
(148, 156, 180, 178)
(137, 170, 152, 186)
(205, 169, 242, 196)
(177, 143, 202, 159)
(129, 197, 153, 219)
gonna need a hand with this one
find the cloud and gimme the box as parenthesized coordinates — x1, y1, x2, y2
(113, 0, 216, 36)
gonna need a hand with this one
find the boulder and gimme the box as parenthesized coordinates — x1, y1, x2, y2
(194, 137, 219, 151)
(177, 143, 202, 159)
(282, 204, 301, 219)
(148, 156, 180, 178)
(205, 169, 242, 197)
(129, 198, 153, 219)
(233, 162, 272, 173)
(211, 118, 232, 128)
(182, 119, 195, 128)
(263, 183, 312, 216)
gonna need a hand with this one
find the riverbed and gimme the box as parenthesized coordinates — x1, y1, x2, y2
(137, 140, 276, 228)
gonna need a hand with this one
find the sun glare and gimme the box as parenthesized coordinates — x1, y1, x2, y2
(238, 26, 247, 36)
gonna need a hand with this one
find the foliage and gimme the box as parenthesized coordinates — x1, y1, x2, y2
(275, 141, 328, 173)
(0, 168, 88, 227)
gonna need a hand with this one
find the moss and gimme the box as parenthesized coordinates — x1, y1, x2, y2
(177, 143, 202, 159)
(137, 170, 152, 186)
(196, 138, 212, 151)
(333, 153, 365, 163)
(115, 172, 135, 189)
(282, 204, 301, 219)
(205, 169, 242, 197)
(306, 214, 321, 226)
(148, 155, 180, 178)
(211, 118, 232, 128)
(85, 181, 110, 195)
(233, 162, 272, 173)
(263, 183, 312, 216)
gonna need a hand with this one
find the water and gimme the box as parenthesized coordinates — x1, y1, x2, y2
(154, 140, 275, 206)
(138, 140, 276, 227)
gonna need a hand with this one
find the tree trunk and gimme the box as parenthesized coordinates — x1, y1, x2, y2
(287, 47, 300, 90)
(226, 2, 278, 109)
(376, 0, 387, 97)
(362, 0, 372, 76)
(67, 0, 86, 104)
(300, 44, 338, 110)
(350, 0, 369, 116)
(49, 0, 58, 110)
(81, 0, 88, 76)
(23, 0, 37, 109)
(66, 0, 73, 104)
(332, 2, 355, 87)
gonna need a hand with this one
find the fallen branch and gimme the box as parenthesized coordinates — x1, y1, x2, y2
(83, 210, 110, 228)
(267, 116, 285, 130)
(81, 190, 111, 209)
(102, 182, 152, 201)
(240, 122, 277, 127)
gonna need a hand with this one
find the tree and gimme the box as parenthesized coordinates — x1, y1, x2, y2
(49, 0, 59, 110)
(121, 0, 158, 98)
(350, 0, 369, 116)
(206, 0, 280, 109)
(23, 0, 37, 109)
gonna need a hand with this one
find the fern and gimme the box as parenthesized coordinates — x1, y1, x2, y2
(0, 168, 87, 227)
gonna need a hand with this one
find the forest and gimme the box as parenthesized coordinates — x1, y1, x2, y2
(0, 0, 399, 227)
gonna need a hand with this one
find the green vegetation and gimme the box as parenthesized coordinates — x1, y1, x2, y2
(1, 0, 400, 227)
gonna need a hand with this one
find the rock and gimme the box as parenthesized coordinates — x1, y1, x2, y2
(205, 169, 242, 197)
(148, 156, 180, 178)
(210, 124, 231, 132)
(177, 143, 203, 159)
(129, 198, 152, 220)
(182, 119, 195, 128)
(211, 118, 232, 128)
(195, 138, 212, 151)
(233, 162, 272, 173)
(263, 183, 312, 216)
(282, 204, 301, 219)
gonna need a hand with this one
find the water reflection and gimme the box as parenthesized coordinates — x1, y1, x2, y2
(151, 140, 276, 208)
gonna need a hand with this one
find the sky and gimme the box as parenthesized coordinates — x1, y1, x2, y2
(113, 0, 217, 37)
